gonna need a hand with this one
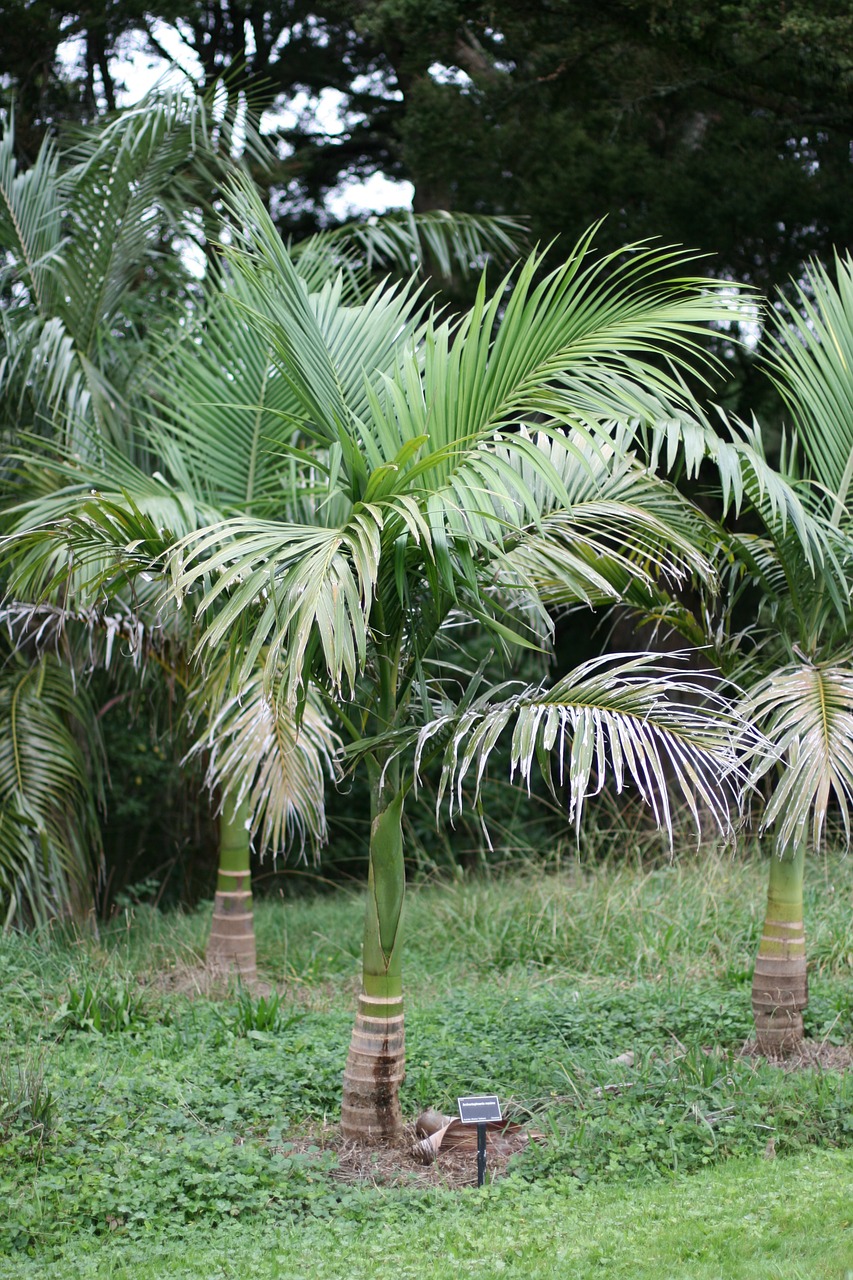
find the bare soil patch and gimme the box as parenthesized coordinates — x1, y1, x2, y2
(148, 961, 274, 999)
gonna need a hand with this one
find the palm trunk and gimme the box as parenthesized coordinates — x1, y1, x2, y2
(341, 762, 406, 1140)
(751, 842, 808, 1054)
(207, 793, 257, 983)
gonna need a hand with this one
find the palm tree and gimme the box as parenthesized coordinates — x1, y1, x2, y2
(722, 255, 853, 1053)
(40, 182, 770, 1139)
(1, 105, 524, 939)
(0, 90, 254, 925)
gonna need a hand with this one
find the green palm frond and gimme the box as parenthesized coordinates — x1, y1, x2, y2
(727, 511, 853, 655)
(220, 218, 428, 472)
(411, 654, 753, 846)
(765, 254, 853, 513)
(58, 91, 226, 357)
(290, 207, 525, 295)
(146, 277, 305, 515)
(356, 247, 742, 495)
(0, 87, 269, 458)
(0, 651, 103, 928)
(176, 507, 387, 702)
(743, 660, 853, 851)
(2, 437, 226, 606)
(637, 409, 848, 596)
(0, 122, 64, 317)
(190, 663, 340, 857)
(0, 313, 94, 441)
(223, 184, 741, 455)
(499, 427, 719, 609)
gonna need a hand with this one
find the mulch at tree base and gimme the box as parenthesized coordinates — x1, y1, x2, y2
(280, 1041, 853, 1190)
(335, 1132, 525, 1190)
(738, 1039, 853, 1072)
(150, 961, 274, 998)
(282, 1120, 535, 1191)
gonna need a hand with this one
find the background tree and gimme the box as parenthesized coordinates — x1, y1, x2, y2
(5, 3, 851, 312)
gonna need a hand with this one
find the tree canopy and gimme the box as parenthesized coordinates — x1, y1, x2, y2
(3, 1, 851, 300)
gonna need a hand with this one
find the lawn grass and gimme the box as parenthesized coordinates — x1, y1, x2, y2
(3, 1151, 851, 1279)
(1, 849, 851, 1277)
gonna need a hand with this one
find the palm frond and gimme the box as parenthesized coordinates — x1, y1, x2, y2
(0, 120, 64, 317)
(144, 277, 304, 515)
(189, 662, 339, 857)
(743, 660, 853, 852)
(413, 654, 754, 846)
(167, 232, 751, 704)
(2, 433, 227, 607)
(219, 183, 429, 470)
(1, 86, 273, 460)
(58, 86, 268, 351)
(765, 253, 853, 513)
(499, 427, 718, 608)
(176, 506, 385, 703)
(291, 208, 525, 295)
(634, 408, 852, 608)
(0, 651, 103, 928)
(382, 240, 743, 456)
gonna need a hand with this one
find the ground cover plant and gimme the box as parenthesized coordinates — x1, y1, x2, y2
(1, 850, 851, 1277)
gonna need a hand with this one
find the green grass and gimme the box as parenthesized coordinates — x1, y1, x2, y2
(2, 1154, 851, 1279)
(1, 849, 851, 1276)
(64, 844, 852, 997)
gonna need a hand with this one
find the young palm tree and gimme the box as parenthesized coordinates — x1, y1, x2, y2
(0, 91, 250, 925)
(50, 182, 769, 1139)
(724, 256, 853, 1053)
(1, 96, 521, 934)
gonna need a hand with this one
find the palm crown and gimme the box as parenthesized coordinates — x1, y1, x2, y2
(1, 97, 530, 926)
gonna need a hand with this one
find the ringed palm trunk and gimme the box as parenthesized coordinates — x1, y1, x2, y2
(751, 842, 808, 1054)
(341, 762, 407, 1140)
(207, 792, 257, 983)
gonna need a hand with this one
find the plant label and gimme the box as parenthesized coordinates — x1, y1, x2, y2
(457, 1094, 502, 1124)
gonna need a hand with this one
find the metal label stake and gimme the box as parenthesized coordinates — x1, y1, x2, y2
(457, 1094, 502, 1188)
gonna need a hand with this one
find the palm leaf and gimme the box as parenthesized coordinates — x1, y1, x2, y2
(0, 120, 64, 318)
(291, 207, 525, 295)
(189, 662, 339, 857)
(743, 660, 853, 851)
(413, 653, 754, 846)
(0, 651, 103, 928)
(765, 254, 853, 513)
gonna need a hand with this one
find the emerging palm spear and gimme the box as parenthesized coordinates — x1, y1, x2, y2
(15, 183, 769, 1136)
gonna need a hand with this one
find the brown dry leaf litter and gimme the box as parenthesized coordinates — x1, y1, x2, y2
(279, 1116, 541, 1191)
(149, 961, 275, 998)
(738, 1039, 853, 1072)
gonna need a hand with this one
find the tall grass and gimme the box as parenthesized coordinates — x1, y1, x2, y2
(5, 847, 848, 1004)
